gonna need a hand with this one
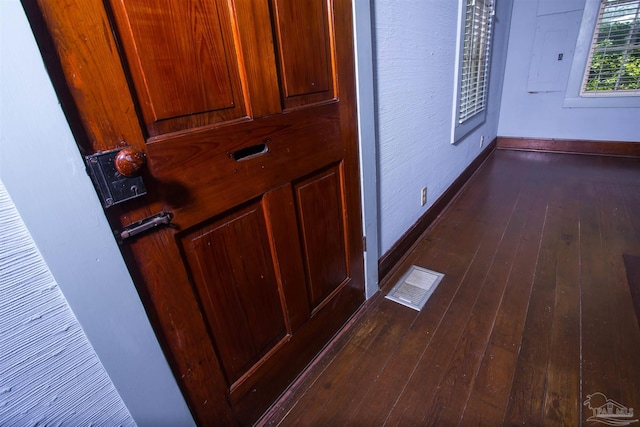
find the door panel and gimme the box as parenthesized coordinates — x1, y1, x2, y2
(110, 0, 248, 135)
(272, 0, 334, 108)
(295, 165, 349, 309)
(232, 0, 281, 117)
(182, 201, 288, 386)
(29, 0, 364, 425)
(262, 184, 310, 333)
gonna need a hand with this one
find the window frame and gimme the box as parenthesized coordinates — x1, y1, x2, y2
(452, 0, 495, 144)
(564, 0, 640, 107)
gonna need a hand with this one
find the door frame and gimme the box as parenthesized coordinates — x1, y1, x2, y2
(10, 0, 378, 423)
(353, 0, 379, 299)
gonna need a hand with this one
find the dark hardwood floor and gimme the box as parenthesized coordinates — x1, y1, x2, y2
(259, 149, 640, 426)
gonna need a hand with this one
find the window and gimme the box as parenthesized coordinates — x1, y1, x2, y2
(452, 0, 495, 143)
(582, 0, 640, 96)
(564, 0, 640, 107)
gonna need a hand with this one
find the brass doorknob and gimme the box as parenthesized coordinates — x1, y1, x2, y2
(114, 147, 146, 176)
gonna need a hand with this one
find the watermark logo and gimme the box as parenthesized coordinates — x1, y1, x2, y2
(584, 392, 638, 426)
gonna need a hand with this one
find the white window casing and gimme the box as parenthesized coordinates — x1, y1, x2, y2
(565, 0, 640, 107)
(452, 0, 495, 143)
(581, 0, 640, 96)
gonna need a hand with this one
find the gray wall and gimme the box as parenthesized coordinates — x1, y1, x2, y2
(498, 0, 640, 142)
(0, 2, 195, 425)
(373, 0, 513, 255)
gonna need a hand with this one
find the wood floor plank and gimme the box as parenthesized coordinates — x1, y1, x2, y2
(343, 247, 481, 425)
(460, 166, 549, 425)
(308, 302, 418, 425)
(385, 176, 524, 425)
(541, 196, 581, 426)
(417, 178, 545, 426)
(261, 294, 389, 425)
(504, 154, 595, 426)
(621, 181, 640, 245)
(258, 151, 640, 427)
(272, 300, 396, 424)
(623, 254, 640, 329)
(579, 180, 622, 412)
(382, 260, 491, 425)
(341, 154, 524, 425)
(503, 193, 567, 425)
(581, 177, 640, 422)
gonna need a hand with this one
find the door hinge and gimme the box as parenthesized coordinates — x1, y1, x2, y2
(362, 235, 367, 252)
(116, 211, 173, 243)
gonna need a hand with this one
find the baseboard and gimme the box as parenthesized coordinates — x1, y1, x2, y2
(497, 137, 640, 158)
(378, 138, 497, 284)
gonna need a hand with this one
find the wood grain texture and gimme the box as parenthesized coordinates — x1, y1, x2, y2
(110, 0, 247, 134)
(262, 184, 310, 333)
(32, 0, 146, 152)
(624, 255, 640, 329)
(233, 0, 281, 117)
(145, 104, 342, 229)
(272, 0, 335, 109)
(498, 137, 640, 158)
(182, 202, 287, 385)
(263, 150, 640, 426)
(29, 0, 365, 425)
(581, 177, 640, 423)
(273, 0, 330, 96)
(28, 1, 237, 424)
(295, 166, 348, 309)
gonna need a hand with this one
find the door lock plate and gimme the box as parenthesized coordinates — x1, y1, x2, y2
(85, 149, 147, 208)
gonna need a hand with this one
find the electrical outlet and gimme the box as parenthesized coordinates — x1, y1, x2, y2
(480, 135, 485, 148)
(421, 186, 427, 206)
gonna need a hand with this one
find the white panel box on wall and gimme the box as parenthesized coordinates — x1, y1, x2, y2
(527, 12, 582, 93)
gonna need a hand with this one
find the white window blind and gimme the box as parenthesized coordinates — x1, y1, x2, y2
(459, 0, 495, 124)
(582, 0, 640, 95)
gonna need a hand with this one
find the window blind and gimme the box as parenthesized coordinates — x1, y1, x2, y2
(459, 0, 494, 124)
(582, 0, 640, 95)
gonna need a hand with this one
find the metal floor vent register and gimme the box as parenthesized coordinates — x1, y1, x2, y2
(385, 265, 444, 311)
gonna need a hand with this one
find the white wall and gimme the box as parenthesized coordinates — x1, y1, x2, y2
(498, 0, 640, 142)
(373, 0, 513, 255)
(0, 2, 195, 425)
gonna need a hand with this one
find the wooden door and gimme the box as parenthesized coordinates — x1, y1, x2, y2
(25, 0, 365, 425)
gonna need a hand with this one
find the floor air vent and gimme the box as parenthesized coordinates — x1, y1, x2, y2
(385, 265, 444, 311)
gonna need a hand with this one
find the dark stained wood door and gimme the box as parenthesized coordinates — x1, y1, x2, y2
(25, 0, 365, 425)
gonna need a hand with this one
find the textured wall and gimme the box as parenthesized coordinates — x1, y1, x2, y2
(373, 1, 513, 255)
(498, 0, 640, 142)
(0, 182, 135, 426)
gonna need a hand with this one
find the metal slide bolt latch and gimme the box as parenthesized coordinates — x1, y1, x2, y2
(116, 211, 174, 243)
